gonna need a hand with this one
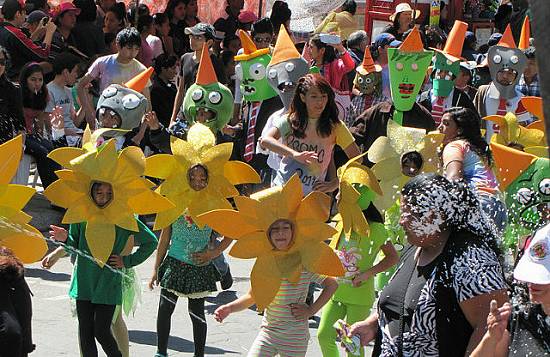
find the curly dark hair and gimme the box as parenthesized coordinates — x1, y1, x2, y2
(442, 107, 492, 165)
(288, 74, 339, 139)
(0, 247, 24, 284)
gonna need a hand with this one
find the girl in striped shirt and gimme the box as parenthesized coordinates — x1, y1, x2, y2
(214, 219, 338, 357)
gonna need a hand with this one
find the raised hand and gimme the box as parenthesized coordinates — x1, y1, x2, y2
(49, 225, 68, 242)
(292, 150, 318, 165)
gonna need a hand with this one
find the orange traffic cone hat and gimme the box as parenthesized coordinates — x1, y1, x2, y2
(399, 27, 424, 53)
(498, 25, 517, 49)
(234, 29, 270, 61)
(522, 96, 544, 120)
(196, 44, 218, 85)
(357, 46, 382, 75)
(490, 142, 537, 190)
(519, 16, 531, 50)
(432, 20, 467, 62)
(269, 25, 301, 66)
(124, 67, 154, 93)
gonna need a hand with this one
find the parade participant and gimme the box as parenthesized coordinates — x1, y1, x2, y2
(351, 27, 434, 164)
(474, 25, 530, 142)
(308, 33, 355, 122)
(259, 25, 310, 183)
(260, 73, 360, 195)
(318, 156, 398, 357)
(344, 45, 385, 127)
(483, 110, 546, 150)
(233, 29, 281, 185)
(472, 223, 550, 357)
(201, 175, 343, 356)
(349, 173, 508, 356)
(439, 107, 506, 232)
(418, 21, 477, 125)
(490, 142, 549, 250)
(45, 139, 171, 357)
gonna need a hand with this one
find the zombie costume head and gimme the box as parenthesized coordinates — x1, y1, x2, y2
(354, 45, 382, 96)
(234, 29, 278, 102)
(183, 45, 234, 133)
(387, 27, 433, 125)
(266, 25, 310, 110)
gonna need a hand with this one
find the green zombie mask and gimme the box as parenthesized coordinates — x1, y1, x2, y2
(354, 72, 382, 96)
(432, 52, 459, 97)
(491, 142, 550, 246)
(387, 28, 433, 123)
(234, 30, 278, 102)
(183, 45, 233, 133)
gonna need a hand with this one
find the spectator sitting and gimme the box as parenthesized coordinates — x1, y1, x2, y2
(19, 62, 61, 189)
(21, 10, 49, 42)
(46, 52, 85, 147)
(0, 46, 25, 145)
(72, 0, 106, 58)
(151, 54, 178, 128)
(213, 0, 244, 39)
(50, 2, 81, 58)
(103, 2, 126, 36)
(425, 25, 446, 50)
(0, 0, 57, 81)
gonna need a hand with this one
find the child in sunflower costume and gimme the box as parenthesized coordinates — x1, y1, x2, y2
(145, 123, 260, 357)
(318, 156, 398, 357)
(200, 175, 344, 356)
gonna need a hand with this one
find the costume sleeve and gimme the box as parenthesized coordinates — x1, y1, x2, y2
(65, 223, 81, 251)
(442, 141, 466, 168)
(334, 120, 355, 149)
(451, 244, 506, 302)
(149, 124, 173, 154)
(122, 219, 158, 268)
(370, 221, 389, 251)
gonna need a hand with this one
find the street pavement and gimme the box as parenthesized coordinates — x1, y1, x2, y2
(23, 192, 374, 356)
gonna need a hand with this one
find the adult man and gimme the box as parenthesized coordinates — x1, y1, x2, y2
(0, 0, 56, 80)
(346, 30, 369, 90)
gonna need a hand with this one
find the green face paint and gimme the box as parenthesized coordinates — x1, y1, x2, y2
(432, 52, 459, 97)
(505, 158, 550, 231)
(388, 48, 433, 112)
(183, 81, 234, 133)
(235, 53, 278, 102)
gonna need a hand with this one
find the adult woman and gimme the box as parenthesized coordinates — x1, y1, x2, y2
(308, 34, 355, 122)
(472, 222, 550, 357)
(183, 0, 200, 28)
(19, 62, 61, 189)
(103, 2, 126, 35)
(165, 0, 188, 56)
(0, 47, 25, 146)
(439, 107, 506, 232)
(382, 2, 420, 41)
(260, 74, 360, 195)
(136, 15, 155, 66)
(152, 13, 174, 56)
(349, 173, 508, 356)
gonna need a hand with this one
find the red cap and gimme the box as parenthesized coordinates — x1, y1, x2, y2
(50, 2, 81, 19)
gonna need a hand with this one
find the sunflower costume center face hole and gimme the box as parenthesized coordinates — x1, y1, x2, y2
(268, 219, 295, 251)
(401, 151, 423, 177)
(187, 164, 209, 191)
(90, 181, 114, 208)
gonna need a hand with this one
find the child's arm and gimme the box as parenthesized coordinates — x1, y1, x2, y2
(214, 289, 255, 322)
(260, 127, 318, 165)
(120, 219, 158, 268)
(352, 241, 399, 287)
(191, 236, 233, 265)
(41, 246, 67, 269)
(291, 276, 338, 319)
(148, 225, 172, 290)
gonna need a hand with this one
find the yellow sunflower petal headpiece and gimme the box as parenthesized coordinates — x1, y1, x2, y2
(45, 139, 174, 267)
(483, 112, 546, 149)
(368, 120, 444, 212)
(335, 153, 382, 239)
(145, 123, 261, 230)
(197, 174, 345, 310)
(0, 135, 47, 263)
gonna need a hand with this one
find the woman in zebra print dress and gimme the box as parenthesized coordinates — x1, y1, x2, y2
(348, 173, 509, 356)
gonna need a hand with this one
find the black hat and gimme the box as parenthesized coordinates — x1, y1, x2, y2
(184, 23, 223, 41)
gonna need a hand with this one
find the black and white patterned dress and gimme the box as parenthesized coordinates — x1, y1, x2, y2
(377, 231, 507, 357)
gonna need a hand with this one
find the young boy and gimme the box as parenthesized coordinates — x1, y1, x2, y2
(77, 27, 151, 127)
(46, 52, 85, 147)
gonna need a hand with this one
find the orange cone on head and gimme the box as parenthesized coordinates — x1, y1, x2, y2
(196, 44, 218, 85)
(234, 29, 270, 61)
(519, 16, 531, 50)
(432, 20, 467, 62)
(398, 27, 424, 53)
(269, 25, 301, 66)
(357, 46, 381, 75)
(124, 67, 154, 92)
(498, 25, 517, 49)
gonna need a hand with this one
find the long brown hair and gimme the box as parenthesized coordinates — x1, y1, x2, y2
(288, 73, 339, 139)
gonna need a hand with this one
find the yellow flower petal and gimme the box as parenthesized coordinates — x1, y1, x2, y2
(128, 189, 174, 215)
(144, 154, 177, 179)
(0, 185, 35, 212)
(0, 223, 47, 263)
(372, 156, 401, 181)
(186, 123, 216, 152)
(224, 161, 261, 185)
(85, 221, 116, 268)
(197, 209, 259, 239)
(295, 191, 331, 221)
(229, 232, 272, 258)
(233, 196, 259, 220)
(113, 146, 145, 183)
(277, 174, 302, 218)
(300, 244, 344, 277)
(201, 142, 232, 169)
(367, 136, 395, 164)
(250, 255, 282, 311)
(295, 220, 337, 242)
(44, 180, 85, 208)
(0, 135, 23, 185)
(48, 147, 86, 168)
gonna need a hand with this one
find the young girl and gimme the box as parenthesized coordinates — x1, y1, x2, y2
(214, 219, 338, 357)
(438, 107, 506, 232)
(49, 182, 157, 357)
(149, 164, 232, 357)
(260, 74, 360, 195)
